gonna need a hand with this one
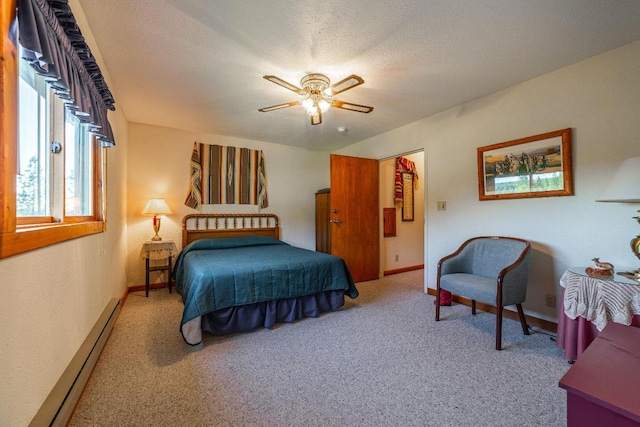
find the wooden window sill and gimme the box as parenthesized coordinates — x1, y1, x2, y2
(0, 221, 105, 259)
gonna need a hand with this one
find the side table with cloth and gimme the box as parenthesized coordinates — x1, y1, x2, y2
(139, 240, 179, 297)
(556, 268, 640, 360)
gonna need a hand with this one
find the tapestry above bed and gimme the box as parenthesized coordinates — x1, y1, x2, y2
(184, 142, 268, 210)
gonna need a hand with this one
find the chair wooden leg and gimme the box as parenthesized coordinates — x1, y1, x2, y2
(496, 305, 503, 350)
(517, 304, 530, 335)
(471, 300, 476, 315)
(435, 288, 441, 321)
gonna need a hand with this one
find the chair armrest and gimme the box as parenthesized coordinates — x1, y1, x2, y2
(437, 239, 474, 277)
(497, 246, 532, 305)
(438, 255, 466, 276)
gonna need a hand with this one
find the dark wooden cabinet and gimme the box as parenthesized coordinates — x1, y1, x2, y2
(383, 207, 396, 237)
(315, 189, 331, 253)
(559, 322, 640, 426)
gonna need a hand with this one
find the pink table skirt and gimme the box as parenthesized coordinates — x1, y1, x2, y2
(557, 289, 640, 360)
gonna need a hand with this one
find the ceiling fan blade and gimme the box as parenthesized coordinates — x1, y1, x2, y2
(258, 101, 299, 112)
(329, 75, 364, 95)
(332, 100, 374, 113)
(263, 75, 305, 95)
(311, 108, 322, 125)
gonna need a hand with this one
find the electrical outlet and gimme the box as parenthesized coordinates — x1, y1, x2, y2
(395, 254, 399, 262)
(545, 293, 556, 308)
(437, 201, 446, 211)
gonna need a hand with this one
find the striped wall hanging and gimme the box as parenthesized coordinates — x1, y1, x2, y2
(184, 142, 268, 210)
(394, 156, 418, 206)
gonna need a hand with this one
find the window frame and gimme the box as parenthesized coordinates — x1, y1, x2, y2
(1, 0, 106, 259)
(63, 109, 101, 223)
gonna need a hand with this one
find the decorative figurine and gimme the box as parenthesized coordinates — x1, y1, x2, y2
(585, 258, 614, 277)
(592, 258, 614, 270)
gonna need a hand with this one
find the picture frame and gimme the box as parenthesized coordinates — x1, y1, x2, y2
(402, 172, 414, 221)
(477, 128, 573, 201)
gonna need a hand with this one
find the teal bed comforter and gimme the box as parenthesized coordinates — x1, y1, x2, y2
(173, 236, 358, 334)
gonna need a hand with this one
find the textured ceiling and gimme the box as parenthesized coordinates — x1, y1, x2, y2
(77, 0, 640, 151)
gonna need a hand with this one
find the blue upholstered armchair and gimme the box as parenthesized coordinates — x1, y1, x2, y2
(435, 236, 532, 350)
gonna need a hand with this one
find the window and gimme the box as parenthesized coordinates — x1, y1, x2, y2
(1, 0, 115, 258)
(15, 54, 103, 228)
(17, 57, 50, 218)
(0, 41, 106, 258)
(65, 111, 94, 218)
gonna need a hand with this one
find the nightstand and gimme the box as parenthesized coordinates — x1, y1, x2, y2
(139, 240, 179, 297)
(559, 322, 640, 425)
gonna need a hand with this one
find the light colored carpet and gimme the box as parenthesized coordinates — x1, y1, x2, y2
(70, 270, 569, 426)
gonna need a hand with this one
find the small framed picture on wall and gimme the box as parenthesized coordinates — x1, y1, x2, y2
(402, 172, 414, 221)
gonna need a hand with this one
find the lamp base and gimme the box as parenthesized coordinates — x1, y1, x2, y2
(151, 217, 162, 241)
(631, 230, 640, 262)
(619, 214, 640, 282)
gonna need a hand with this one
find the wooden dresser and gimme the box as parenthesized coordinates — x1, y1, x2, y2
(315, 189, 331, 253)
(558, 322, 640, 426)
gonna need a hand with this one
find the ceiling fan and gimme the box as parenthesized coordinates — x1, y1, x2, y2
(258, 73, 374, 125)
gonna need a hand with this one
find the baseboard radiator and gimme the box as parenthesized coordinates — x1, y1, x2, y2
(29, 298, 121, 427)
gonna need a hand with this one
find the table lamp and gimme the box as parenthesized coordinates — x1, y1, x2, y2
(596, 156, 640, 280)
(142, 198, 172, 241)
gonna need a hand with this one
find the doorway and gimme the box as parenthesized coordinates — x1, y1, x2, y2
(327, 152, 424, 281)
(379, 151, 425, 276)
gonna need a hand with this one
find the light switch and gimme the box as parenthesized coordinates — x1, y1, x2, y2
(437, 201, 446, 211)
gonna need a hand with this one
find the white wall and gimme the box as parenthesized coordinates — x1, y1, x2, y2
(126, 123, 330, 286)
(0, 28, 128, 427)
(338, 41, 640, 322)
(0, 2, 129, 425)
(379, 152, 425, 272)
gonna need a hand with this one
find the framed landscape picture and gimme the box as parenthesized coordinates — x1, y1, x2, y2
(477, 128, 573, 201)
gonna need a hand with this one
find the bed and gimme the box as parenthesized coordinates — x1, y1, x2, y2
(173, 213, 359, 345)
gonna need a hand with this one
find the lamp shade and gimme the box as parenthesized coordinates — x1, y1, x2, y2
(596, 157, 640, 202)
(141, 198, 172, 215)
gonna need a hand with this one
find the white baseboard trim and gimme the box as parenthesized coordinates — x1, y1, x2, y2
(29, 298, 121, 427)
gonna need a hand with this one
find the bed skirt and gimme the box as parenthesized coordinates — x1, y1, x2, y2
(181, 290, 346, 345)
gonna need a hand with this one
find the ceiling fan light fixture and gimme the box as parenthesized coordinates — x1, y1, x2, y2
(317, 98, 331, 112)
(259, 72, 373, 125)
(300, 73, 330, 90)
(300, 74, 332, 116)
(301, 96, 315, 114)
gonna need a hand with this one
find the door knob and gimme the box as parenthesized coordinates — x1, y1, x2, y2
(330, 219, 341, 224)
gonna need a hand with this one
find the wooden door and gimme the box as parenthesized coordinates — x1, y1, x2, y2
(330, 154, 379, 282)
